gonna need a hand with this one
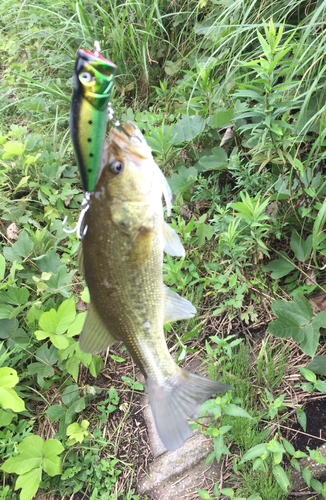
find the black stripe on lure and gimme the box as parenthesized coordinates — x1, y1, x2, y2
(69, 42, 117, 192)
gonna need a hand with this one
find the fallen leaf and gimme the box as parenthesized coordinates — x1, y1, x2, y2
(64, 194, 74, 206)
(309, 292, 326, 314)
(180, 205, 192, 220)
(219, 126, 234, 147)
(76, 299, 88, 312)
(6, 222, 19, 240)
(305, 269, 317, 286)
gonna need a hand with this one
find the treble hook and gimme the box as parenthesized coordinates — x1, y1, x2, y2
(107, 102, 141, 142)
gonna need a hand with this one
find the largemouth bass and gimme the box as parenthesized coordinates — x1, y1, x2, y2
(79, 121, 232, 450)
(70, 43, 117, 192)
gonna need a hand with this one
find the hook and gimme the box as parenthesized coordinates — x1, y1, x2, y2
(62, 193, 90, 240)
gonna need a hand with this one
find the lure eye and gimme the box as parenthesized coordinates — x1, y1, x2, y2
(79, 71, 94, 83)
(108, 160, 123, 175)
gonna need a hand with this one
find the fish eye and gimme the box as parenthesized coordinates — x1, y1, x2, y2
(79, 71, 94, 83)
(108, 160, 123, 175)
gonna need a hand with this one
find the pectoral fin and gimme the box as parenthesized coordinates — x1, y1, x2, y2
(79, 302, 117, 354)
(164, 285, 196, 323)
(77, 244, 84, 274)
(163, 222, 185, 257)
(127, 226, 153, 269)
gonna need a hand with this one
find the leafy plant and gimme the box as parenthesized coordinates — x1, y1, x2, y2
(240, 436, 290, 493)
(0, 368, 25, 412)
(267, 291, 326, 357)
(1, 435, 64, 500)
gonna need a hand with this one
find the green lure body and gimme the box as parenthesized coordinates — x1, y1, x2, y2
(69, 47, 117, 192)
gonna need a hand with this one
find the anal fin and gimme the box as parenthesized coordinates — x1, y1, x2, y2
(79, 302, 117, 354)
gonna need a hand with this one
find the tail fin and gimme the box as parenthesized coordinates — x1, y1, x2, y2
(146, 368, 233, 451)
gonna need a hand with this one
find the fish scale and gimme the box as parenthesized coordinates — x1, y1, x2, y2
(79, 121, 233, 450)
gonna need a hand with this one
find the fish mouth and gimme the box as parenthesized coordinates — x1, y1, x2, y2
(108, 121, 151, 161)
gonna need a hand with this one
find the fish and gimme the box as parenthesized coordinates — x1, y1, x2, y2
(78, 121, 233, 451)
(69, 43, 117, 193)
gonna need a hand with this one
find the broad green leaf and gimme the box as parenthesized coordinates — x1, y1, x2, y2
(266, 439, 285, 454)
(27, 362, 54, 388)
(271, 292, 312, 325)
(298, 367, 316, 383)
(62, 384, 79, 406)
(196, 223, 214, 248)
(66, 355, 80, 382)
(222, 404, 252, 419)
(33, 249, 62, 274)
(253, 458, 265, 472)
(272, 464, 290, 492)
(35, 344, 59, 365)
(42, 439, 64, 476)
(168, 165, 198, 194)
(0, 303, 14, 319)
(39, 298, 76, 334)
(301, 323, 319, 357)
(0, 408, 15, 426)
(282, 438, 295, 455)
(1, 286, 29, 305)
(290, 458, 300, 471)
(207, 108, 234, 129)
(315, 380, 326, 394)
(0, 367, 25, 412)
(80, 287, 90, 303)
(308, 355, 326, 375)
(296, 408, 306, 431)
(302, 467, 311, 486)
(15, 467, 42, 500)
(311, 311, 326, 332)
(171, 114, 204, 143)
(1, 435, 43, 474)
(268, 313, 304, 342)
(293, 450, 308, 459)
(263, 252, 295, 278)
(2, 140, 24, 158)
(313, 198, 326, 265)
(200, 399, 221, 418)
(14, 231, 34, 258)
(220, 488, 234, 496)
(310, 479, 323, 493)
(3, 246, 22, 262)
(48, 332, 70, 350)
(47, 265, 74, 296)
(45, 404, 66, 422)
(196, 489, 211, 500)
(213, 432, 225, 463)
(290, 230, 312, 262)
(240, 443, 268, 463)
(272, 451, 283, 465)
(88, 355, 104, 378)
(66, 312, 87, 337)
(66, 420, 91, 445)
(0, 254, 5, 280)
(69, 396, 86, 414)
(165, 59, 182, 76)
(197, 146, 228, 172)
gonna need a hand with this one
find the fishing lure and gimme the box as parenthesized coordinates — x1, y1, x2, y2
(69, 41, 117, 192)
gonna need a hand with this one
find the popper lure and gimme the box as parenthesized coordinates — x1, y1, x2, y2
(69, 42, 117, 192)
